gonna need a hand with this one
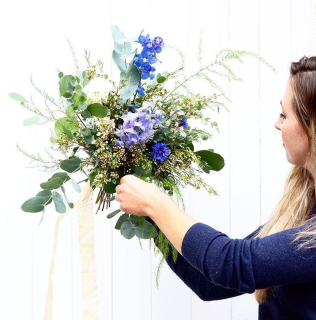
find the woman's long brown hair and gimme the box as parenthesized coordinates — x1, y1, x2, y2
(254, 56, 316, 304)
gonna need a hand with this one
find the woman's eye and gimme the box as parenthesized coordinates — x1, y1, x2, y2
(280, 113, 286, 119)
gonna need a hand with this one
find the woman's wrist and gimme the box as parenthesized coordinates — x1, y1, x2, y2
(145, 189, 174, 220)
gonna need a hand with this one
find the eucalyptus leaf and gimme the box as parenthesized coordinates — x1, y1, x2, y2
(9, 93, 28, 102)
(36, 190, 52, 205)
(49, 172, 71, 184)
(60, 158, 82, 173)
(59, 76, 69, 96)
(40, 177, 64, 190)
(112, 50, 127, 72)
(114, 41, 132, 55)
(61, 186, 74, 208)
(23, 116, 40, 126)
(110, 25, 126, 44)
(52, 191, 67, 213)
(134, 220, 158, 239)
(68, 175, 81, 193)
(82, 71, 89, 86)
(21, 196, 46, 213)
(118, 65, 140, 100)
(115, 213, 129, 230)
(120, 220, 135, 239)
(107, 209, 121, 219)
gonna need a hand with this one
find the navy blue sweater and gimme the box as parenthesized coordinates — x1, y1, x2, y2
(159, 202, 316, 320)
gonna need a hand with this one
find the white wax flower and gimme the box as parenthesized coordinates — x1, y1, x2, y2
(82, 77, 114, 105)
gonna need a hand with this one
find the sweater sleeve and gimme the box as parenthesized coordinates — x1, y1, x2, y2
(181, 222, 316, 296)
(147, 213, 263, 301)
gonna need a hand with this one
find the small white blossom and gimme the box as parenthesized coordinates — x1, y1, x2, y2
(82, 77, 114, 105)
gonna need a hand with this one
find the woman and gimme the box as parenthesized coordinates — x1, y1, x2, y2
(115, 56, 316, 319)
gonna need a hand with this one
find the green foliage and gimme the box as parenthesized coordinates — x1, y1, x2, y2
(40, 177, 64, 190)
(87, 103, 109, 118)
(52, 191, 67, 213)
(21, 196, 46, 213)
(119, 215, 157, 240)
(61, 186, 74, 208)
(36, 190, 52, 205)
(60, 157, 82, 173)
(55, 117, 79, 137)
(115, 213, 129, 230)
(23, 116, 40, 126)
(9, 93, 28, 102)
(107, 209, 121, 219)
(195, 150, 225, 173)
(119, 65, 140, 100)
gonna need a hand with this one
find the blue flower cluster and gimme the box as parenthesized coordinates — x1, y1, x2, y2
(114, 101, 163, 149)
(133, 34, 164, 96)
(179, 118, 190, 129)
(152, 143, 170, 162)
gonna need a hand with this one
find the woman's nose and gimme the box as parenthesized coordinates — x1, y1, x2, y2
(274, 117, 281, 130)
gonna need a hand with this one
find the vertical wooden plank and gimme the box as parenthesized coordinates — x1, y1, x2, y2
(0, 0, 34, 317)
(67, 1, 114, 319)
(228, 0, 261, 318)
(186, 0, 233, 319)
(259, 0, 292, 225)
(28, 0, 73, 318)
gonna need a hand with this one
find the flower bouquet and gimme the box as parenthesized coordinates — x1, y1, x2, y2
(9, 25, 274, 282)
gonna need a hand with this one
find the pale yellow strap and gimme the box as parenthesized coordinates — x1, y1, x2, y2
(44, 183, 100, 320)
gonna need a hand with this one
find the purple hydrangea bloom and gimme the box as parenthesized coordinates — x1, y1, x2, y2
(114, 101, 164, 150)
(152, 143, 169, 162)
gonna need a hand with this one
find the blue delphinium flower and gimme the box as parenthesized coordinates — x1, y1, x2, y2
(180, 118, 189, 129)
(133, 33, 164, 96)
(152, 143, 170, 162)
(136, 82, 145, 96)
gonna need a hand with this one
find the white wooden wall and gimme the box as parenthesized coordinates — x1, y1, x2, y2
(2, 0, 316, 319)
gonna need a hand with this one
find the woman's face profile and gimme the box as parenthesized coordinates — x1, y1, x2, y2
(274, 78, 310, 167)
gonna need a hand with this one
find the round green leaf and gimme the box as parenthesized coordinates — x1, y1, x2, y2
(40, 177, 64, 190)
(115, 213, 129, 230)
(134, 220, 158, 239)
(195, 150, 225, 173)
(60, 158, 82, 173)
(120, 220, 135, 239)
(49, 172, 71, 184)
(87, 103, 109, 118)
(36, 190, 52, 205)
(21, 196, 46, 213)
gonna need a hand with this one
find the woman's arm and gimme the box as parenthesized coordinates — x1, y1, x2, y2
(148, 215, 263, 301)
(116, 175, 316, 295)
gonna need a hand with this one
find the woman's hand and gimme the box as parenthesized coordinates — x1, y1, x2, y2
(115, 174, 168, 217)
(115, 174, 199, 254)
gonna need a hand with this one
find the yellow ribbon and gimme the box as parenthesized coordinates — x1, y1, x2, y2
(44, 183, 100, 320)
